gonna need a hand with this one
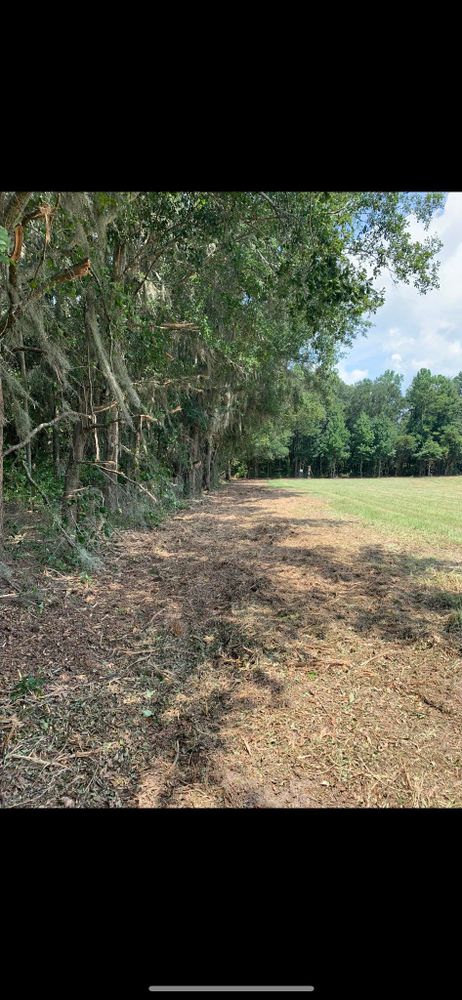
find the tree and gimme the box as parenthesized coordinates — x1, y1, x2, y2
(320, 406, 350, 477)
(440, 425, 462, 474)
(0, 191, 445, 543)
(352, 411, 374, 477)
(372, 416, 397, 477)
(394, 433, 419, 476)
(416, 438, 443, 476)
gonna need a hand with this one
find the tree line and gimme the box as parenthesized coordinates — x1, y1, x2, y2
(242, 366, 462, 478)
(0, 191, 444, 561)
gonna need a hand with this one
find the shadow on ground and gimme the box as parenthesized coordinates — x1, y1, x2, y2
(126, 484, 462, 807)
(2, 482, 462, 808)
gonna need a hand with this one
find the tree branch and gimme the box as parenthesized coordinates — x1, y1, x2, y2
(0, 258, 91, 340)
(20, 461, 81, 552)
(79, 462, 158, 503)
(2, 411, 83, 459)
(1, 192, 33, 231)
(258, 191, 290, 225)
(29, 258, 91, 301)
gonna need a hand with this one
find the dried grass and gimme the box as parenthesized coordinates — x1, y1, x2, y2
(2, 482, 462, 808)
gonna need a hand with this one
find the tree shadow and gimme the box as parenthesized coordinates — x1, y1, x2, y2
(130, 485, 462, 807)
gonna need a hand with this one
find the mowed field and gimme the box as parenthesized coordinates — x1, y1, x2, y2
(267, 476, 462, 549)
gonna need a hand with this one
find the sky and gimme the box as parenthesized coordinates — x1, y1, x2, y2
(337, 192, 462, 387)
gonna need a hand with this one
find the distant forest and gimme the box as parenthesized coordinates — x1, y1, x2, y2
(240, 367, 462, 479)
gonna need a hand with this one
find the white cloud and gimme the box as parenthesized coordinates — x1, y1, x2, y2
(342, 193, 462, 384)
(337, 365, 369, 384)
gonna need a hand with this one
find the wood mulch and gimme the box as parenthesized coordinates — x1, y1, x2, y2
(1, 482, 462, 807)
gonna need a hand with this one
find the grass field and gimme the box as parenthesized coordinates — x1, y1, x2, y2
(266, 476, 462, 549)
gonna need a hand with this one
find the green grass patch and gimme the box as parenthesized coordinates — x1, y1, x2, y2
(266, 476, 462, 549)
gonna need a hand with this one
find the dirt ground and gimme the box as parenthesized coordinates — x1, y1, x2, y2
(1, 481, 462, 808)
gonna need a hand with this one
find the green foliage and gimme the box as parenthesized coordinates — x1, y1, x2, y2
(441, 425, 462, 471)
(0, 190, 447, 550)
(416, 437, 443, 470)
(352, 412, 375, 471)
(3, 459, 63, 505)
(320, 406, 350, 474)
(11, 675, 46, 699)
(0, 224, 10, 264)
(268, 476, 462, 547)
(372, 416, 397, 469)
(251, 364, 462, 480)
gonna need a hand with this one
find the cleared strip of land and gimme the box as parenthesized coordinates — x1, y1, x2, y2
(2, 481, 462, 808)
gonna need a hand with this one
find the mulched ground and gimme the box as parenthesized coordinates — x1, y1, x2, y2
(1, 481, 462, 807)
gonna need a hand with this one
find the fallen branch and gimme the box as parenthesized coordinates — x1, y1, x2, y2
(8, 753, 70, 769)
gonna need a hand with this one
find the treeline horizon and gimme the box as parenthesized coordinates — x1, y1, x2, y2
(239, 366, 462, 479)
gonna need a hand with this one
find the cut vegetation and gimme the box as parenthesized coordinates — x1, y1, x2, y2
(1, 190, 458, 809)
(1, 482, 462, 808)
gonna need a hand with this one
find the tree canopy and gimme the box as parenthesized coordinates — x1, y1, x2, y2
(247, 365, 462, 480)
(0, 191, 445, 557)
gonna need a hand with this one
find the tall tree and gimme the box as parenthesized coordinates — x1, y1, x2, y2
(352, 411, 375, 477)
(0, 191, 445, 543)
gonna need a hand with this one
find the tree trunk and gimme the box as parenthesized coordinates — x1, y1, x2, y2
(8, 261, 32, 474)
(378, 458, 382, 477)
(133, 415, 144, 481)
(62, 417, 87, 526)
(52, 399, 61, 476)
(203, 438, 212, 491)
(225, 461, 231, 481)
(104, 407, 120, 511)
(113, 241, 126, 283)
(184, 427, 202, 496)
(17, 332, 32, 475)
(0, 376, 4, 543)
(360, 458, 363, 478)
(210, 447, 218, 487)
(1, 192, 33, 231)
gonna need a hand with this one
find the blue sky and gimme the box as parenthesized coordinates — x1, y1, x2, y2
(337, 192, 462, 387)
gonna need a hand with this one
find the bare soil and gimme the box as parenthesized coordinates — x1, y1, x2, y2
(1, 482, 462, 807)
